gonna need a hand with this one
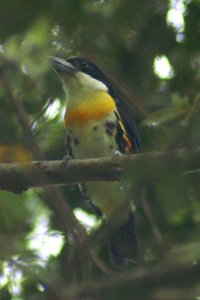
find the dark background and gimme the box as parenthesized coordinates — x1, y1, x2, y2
(0, 1, 200, 299)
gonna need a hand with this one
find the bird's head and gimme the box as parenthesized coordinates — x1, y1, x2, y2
(51, 57, 113, 101)
(51, 56, 117, 126)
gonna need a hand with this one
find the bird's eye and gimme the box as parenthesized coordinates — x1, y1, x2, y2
(82, 61, 89, 68)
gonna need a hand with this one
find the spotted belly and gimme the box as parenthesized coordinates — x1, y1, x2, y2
(66, 113, 118, 159)
(65, 112, 132, 220)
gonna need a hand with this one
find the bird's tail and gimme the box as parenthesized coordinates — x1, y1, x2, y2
(108, 212, 141, 268)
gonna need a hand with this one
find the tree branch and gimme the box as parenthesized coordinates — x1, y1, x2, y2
(0, 148, 199, 193)
(60, 261, 200, 299)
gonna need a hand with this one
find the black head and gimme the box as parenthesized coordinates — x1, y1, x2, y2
(51, 56, 116, 96)
(67, 57, 117, 97)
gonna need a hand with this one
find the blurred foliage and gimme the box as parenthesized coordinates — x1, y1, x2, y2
(0, 0, 200, 299)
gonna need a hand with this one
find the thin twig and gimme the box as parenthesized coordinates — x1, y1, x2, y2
(60, 261, 200, 299)
(140, 189, 166, 257)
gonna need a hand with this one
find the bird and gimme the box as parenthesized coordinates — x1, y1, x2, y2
(51, 56, 141, 268)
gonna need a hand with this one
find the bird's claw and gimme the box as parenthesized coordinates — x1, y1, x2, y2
(113, 150, 122, 157)
(63, 154, 72, 167)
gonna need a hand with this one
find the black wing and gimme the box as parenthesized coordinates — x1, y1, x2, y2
(114, 94, 141, 154)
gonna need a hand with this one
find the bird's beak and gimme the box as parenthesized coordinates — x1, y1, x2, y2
(50, 56, 76, 75)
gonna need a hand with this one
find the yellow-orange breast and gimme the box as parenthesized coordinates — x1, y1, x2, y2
(64, 91, 116, 127)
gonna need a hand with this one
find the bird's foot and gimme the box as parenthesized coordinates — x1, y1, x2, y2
(113, 150, 123, 157)
(63, 154, 72, 167)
